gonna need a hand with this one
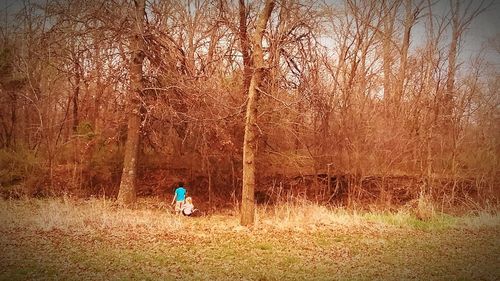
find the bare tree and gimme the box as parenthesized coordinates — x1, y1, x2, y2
(394, 0, 423, 108)
(117, 0, 146, 205)
(444, 0, 491, 123)
(238, 0, 252, 92)
(241, 0, 275, 226)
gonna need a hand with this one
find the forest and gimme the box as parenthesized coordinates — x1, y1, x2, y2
(1, 0, 498, 218)
(0, 0, 499, 279)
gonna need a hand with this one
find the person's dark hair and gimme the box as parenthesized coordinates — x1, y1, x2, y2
(178, 182, 184, 187)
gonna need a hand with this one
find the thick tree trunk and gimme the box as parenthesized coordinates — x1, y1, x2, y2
(241, 71, 261, 226)
(241, 0, 275, 226)
(117, 0, 146, 205)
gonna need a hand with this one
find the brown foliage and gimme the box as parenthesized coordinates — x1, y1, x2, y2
(0, 0, 497, 211)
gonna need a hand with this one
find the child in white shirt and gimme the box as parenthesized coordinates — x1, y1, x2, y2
(182, 197, 197, 216)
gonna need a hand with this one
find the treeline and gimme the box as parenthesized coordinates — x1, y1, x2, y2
(0, 0, 498, 212)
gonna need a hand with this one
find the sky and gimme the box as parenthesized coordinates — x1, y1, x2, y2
(463, 0, 500, 66)
(2, 0, 499, 67)
(431, 0, 500, 68)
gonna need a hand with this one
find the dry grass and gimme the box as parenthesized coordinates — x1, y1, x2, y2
(0, 196, 183, 233)
(0, 197, 499, 280)
(461, 211, 500, 229)
(256, 201, 364, 230)
(1, 197, 498, 233)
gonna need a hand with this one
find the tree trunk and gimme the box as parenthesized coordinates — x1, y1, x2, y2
(394, 0, 416, 106)
(92, 32, 103, 133)
(72, 60, 80, 133)
(382, 2, 395, 107)
(238, 0, 252, 93)
(241, 0, 275, 226)
(117, 0, 146, 205)
(445, 0, 459, 124)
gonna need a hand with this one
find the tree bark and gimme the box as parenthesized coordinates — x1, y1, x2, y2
(72, 59, 80, 133)
(382, 1, 395, 107)
(395, 0, 416, 106)
(117, 0, 146, 205)
(238, 0, 252, 93)
(445, 0, 459, 123)
(241, 0, 275, 226)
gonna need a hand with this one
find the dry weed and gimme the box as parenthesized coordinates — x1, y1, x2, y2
(256, 200, 364, 231)
(1, 197, 498, 235)
(0, 197, 183, 233)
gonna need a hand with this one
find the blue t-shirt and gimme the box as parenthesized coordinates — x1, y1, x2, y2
(174, 187, 186, 201)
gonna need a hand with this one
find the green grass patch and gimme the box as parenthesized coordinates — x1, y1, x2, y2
(363, 211, 458, 231)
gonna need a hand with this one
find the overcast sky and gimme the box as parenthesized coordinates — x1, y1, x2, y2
(462, 1, 500, 67)
(2, 0, 499, 67)
(433, 0, 500, 67)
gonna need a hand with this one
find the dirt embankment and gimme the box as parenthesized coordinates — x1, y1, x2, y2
(2, 166, 495, 211)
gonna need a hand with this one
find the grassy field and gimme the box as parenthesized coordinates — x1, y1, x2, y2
(0, 197, 499, 280)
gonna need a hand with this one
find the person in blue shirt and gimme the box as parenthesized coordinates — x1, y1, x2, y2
(171, 182, 187, 214)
